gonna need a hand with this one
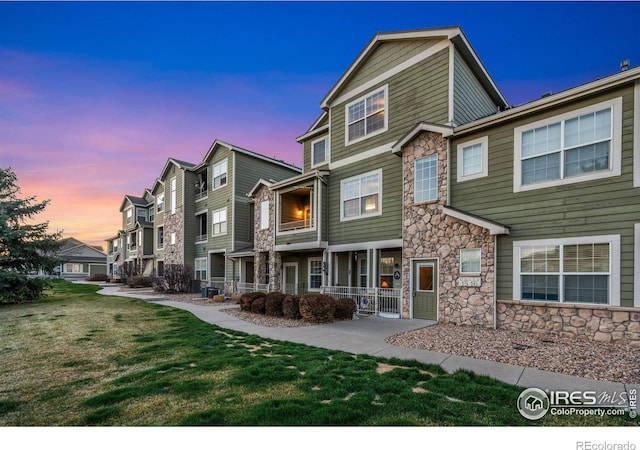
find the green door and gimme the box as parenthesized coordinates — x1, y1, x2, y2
(413, 260, 437, 320)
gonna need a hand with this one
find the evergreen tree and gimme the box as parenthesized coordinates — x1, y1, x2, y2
(0, 167, 62, 303)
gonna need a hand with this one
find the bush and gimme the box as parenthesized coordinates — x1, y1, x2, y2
(0, 272, 50, 304)
(163, 264, 193, 293)
(86, 273, 108, 282)
(264, 292, 285, 317)
(127, 276, 153, 288)
(250, 297, 266, 315)
(299, 294, 336, 323)
(334, 297, 356, 320)
(240, 292, 265, 311)
(282, 294, 301, 320)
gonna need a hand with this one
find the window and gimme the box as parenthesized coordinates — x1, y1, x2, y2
(137, 230, 142, 247)
(170, 178, 176, 214)
(148, 207, 154, 223)
(379, 256, 395, 288)
(457, 136, 488, 182)
(64, 263, 82, 273)
(260, 201, 269, 230)
(311, 137, 329, 167)
(212, 160, 228, 189)
(156, 194, 164, 213)
(196, 212, 208, 242)
(513, 236, 620, 305)
(358, 258, 367, 288)
(126, 209, 132, 225)
(340, 169, 382, 221)
(136, 208, 147, 222)
(194, 258, 207, 281)
(212, 208, 227, 236)
(157, 226, 164, 249)
(460, 249, 481, 274)
(170, 232, 176, 245)
(196, 169, 208, 201)
(308, 258, 323, 291)
(514, 98, 622, 191)
(346, 86, 388, 144)
(414, 155, 438, 203)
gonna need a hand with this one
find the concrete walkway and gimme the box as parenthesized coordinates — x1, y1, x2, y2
(95, 284, 638, 397)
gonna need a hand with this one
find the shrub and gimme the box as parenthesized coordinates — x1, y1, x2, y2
(299, 294, 336, 323)
(334, 297, 356, 320)
(282, 294, 301, 320)
(0, 272, 50, 304)
(250, 297, 266, 315)
(240, 292, 265, 312)
(86, 273, 108, 282)
(264, 292, 285, 317)
(163, 264, 193, 293)
(126, 276, 153, 288)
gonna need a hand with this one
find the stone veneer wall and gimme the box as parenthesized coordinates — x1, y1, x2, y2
(401, 131, 495, 326)
(163, 206, 184, 264)
(253, 185, 281, 291)
(497, 300, 640, 347)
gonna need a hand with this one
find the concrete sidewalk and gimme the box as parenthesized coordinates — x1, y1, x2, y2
(95, 284, 638, 397)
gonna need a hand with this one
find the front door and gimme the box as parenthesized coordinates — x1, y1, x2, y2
(282, 262, 298, 295)
(413, 260, 437, 320)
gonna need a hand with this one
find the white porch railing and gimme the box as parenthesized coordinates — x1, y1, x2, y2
(279, 218, 313, 232)
(236, 282, 271, 294)
(321, 286, 401, 318)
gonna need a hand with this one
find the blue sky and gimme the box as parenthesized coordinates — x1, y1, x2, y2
(1, 1, 639, 245)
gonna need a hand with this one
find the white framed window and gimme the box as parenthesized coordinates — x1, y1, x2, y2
(194, 258, 207, 281)
(345, 85, 388, 145)
(170, 232, 176, 245)
(460, 249, 481, 275)
(136, 207, 147, 222)
(64, 263, 83, 273)
(212, 208, 227, 236)
(457, 136, 488, 182)
(260, 200, 269, 230)
(126, 209, 133, 225)
(170, 177, 177, 214)
(156, 193, 165, 213)
(137, 230, 142, 247)
(212, 160, 228, 190)
(340, 169, 382, 221)
(148, 207, 154, 223)
(514, 98, 622, 192)
(414, 154, 438, 203)
(308, 257, 323, 291)
(157, 226, 164, 249)
(512, 235, 620, 306)
(311, 136, 330, 167)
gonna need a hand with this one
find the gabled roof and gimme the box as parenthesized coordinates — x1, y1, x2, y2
(268, 170, 329, 191)
(443, 206, 509, 236)
(119, 194, 152, 212)
(391, 122, 455, 155)
(196, 139, 301, 173)
(296, 112, 329, 142)
(247, 178, 274, 198)
(156, 157, 198, 182)
(58, 237, 107, 257)
(320, 26, 507, 109)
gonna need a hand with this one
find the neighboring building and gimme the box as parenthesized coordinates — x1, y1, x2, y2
(251, 26, 640, 345)
(55, 237, 107, 280)
(106, 140, 301, 290)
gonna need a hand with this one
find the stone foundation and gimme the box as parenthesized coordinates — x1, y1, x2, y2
(497, 300, 640, 347)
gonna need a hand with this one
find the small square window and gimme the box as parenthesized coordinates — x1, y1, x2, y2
(460, 249, 481, 274)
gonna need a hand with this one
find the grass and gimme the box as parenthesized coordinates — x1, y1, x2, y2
(0, 280, 636, 426)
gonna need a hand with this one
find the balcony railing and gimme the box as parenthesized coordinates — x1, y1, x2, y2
(195, 234, 207, 243)
(195, 190, 208, 202)
(321, 286, 401, 318)
(279, 218, 314, 232)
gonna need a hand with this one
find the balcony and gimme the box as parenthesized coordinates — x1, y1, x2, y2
(279, 218, 314, 232)
(278, 186, 313, 233)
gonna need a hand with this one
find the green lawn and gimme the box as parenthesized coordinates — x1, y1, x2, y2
(0, 280, 636, 426)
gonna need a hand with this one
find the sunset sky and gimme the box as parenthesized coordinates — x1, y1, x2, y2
(2, 1, 639, 249)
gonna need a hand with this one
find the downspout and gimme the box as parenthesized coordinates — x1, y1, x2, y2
(493, 236, 498, 330)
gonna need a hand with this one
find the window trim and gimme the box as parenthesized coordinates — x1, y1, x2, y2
(170, 177, 177, 214)
(513, 97, 622, 192)
(460, 248, 482, 276)
(211, 207, 228, 236)
(212, 159, 228, 191)
(311, 136, 330, 168)
(157, 226, 164, 250)
(156, 193, 165, 213)
(457, 136, 488, 182)
(194, 257, 208, 282)
(260, 200, 269, 230)
(344, 85, 388, 146)
(512, 235, 620, 306)
(339, 169, 383, 222)
(126, 208, 133, 225)
(308, 257, 323, 292)
(414, 154, 438, 204)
